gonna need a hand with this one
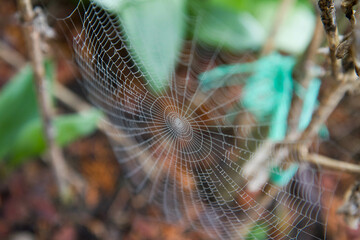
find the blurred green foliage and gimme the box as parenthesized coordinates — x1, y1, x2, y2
(95, 0, 186, 94)
(192, 0, 315, 53)
(194, 3, 265, 51)
(245, 221, 269, 240)
(0, 62, 102, 166)
(9, 110, 102, 164)
(94, 0, 315, 94)
(0, 64, 46, 160)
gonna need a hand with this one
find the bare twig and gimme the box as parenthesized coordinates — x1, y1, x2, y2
(318, 0, 340, 77)
(261, 0, 297, 55)
(53, 82, 159, 181)
(299, 76, 354, 142)
(300, 150, 360, 174)
(242, 140, 274, 192)
(291, 1, 360, 173)
(17, 0, 85, 200)
(54, 82, 92, 112)
(295, 16, 325, 81)
(288, 16, 324, 135)
(0, 41, 26, 68)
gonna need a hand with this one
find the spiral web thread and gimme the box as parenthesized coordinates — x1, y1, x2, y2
(56, 1, 337, 239)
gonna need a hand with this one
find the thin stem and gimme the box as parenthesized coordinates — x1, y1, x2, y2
(352, 5, 360, 75)
(0, 40, 26, 68)
(261, 0, 297, 56)
(53, 82, 159, 181)
(17, 0, 85, 199)
(288, 16, 324, 135)
(301, 151, 360, 174)
(299, 77, 353, 142)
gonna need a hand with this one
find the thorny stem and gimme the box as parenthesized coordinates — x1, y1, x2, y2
(286, 1, 360, 175)
(341, 0, 358, 25)
(353, 5, 360, 75)
(244, 0, 358, 198)
(17, 0, 85, 200)
(318, 0, 340, 77)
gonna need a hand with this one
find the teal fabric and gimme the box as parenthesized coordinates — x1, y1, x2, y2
(199, 63, 253, 91)
(199, 54, 330, 186)
(200, 53, 295, 140)
(270, 163, 299, 187)
(298, 78, 321, 131)
(199, 53, 328, 141)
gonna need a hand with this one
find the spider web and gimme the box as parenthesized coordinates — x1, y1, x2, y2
(53, 1, 338, 239)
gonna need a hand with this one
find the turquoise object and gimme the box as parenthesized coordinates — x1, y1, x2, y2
(199, 63, 253, 91)
(270, 163, 299, 187)
(298, 78, 321, 131)
(200, 53, 329, 141)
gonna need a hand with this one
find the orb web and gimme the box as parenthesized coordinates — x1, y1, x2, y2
(53, 1, 338, 239)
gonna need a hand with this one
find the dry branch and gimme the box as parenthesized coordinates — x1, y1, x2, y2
(54, 82, 159, 181)
(288, 16, 324, 135)
(300, 78, 353, 142)
(353, 5, 360, 75)
(318, 0, 340, 77)
(17, 0, 85, 200)
(341, 0, 358, 24)
(300, 150, 360, 174)
(0, 40, 26, 68)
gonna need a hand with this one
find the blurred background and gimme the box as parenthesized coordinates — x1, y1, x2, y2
(0, 0, 360, 239)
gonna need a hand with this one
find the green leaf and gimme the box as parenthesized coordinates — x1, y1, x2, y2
(194, 2, 265, 51)
(247, 1, 315, 54)
(207, 0, 313, 13)
(274, 5, 315, 54)
(207, 0, 250, 11)
(94, 0, 187, 94)
(94, 0, 125, 10)
(54, 110, 102, 146)
(122, 0, 186, 94)
(192, 0, 315, 54)
(0, 61, 54, 159)
(8, 118, 45, 165)
(0, 61, 101, 166)
(0, 65, 35, 159)
(9, 110, 102, 163)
